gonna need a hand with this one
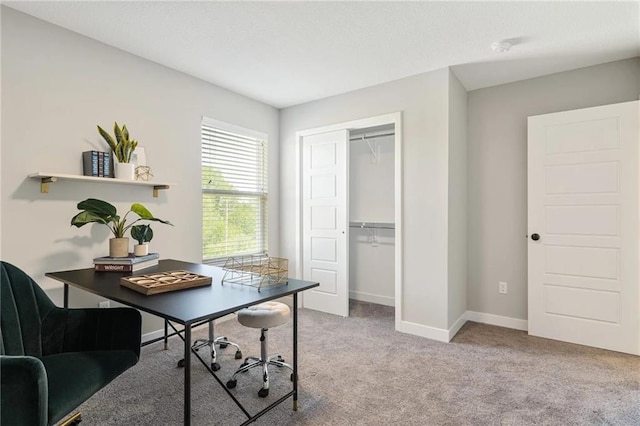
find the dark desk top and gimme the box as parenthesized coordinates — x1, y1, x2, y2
(47, 259, 319, 324)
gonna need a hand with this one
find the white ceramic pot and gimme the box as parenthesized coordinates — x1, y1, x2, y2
(109, 237, 129, 257)
(134, 244, 149, 256)
(115, 162, 135, 180)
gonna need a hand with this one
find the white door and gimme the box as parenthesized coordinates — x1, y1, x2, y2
(302, 130, 349, 317)
(528, 101, 639, 355)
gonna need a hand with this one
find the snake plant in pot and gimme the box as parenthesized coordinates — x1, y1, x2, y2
(71, 198, 172, 257)
(98, 122, 138, 180)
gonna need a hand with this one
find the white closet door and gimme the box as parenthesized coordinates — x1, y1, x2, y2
(528, 101, 639, 355)
(302, 130, 349, 317)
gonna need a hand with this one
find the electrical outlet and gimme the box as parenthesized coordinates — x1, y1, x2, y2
(499, 282, 508, 294)
(98, 300, 110, 308)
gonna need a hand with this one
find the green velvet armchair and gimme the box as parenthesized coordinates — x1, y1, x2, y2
(0, 261, 142, 425)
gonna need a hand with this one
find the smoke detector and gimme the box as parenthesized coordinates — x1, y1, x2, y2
(491, 40, 513, 53)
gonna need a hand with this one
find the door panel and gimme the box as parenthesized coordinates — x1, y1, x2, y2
(528, 100, 639, 355)
(302, 130, 349, 317)
(545, 205, 618, 236)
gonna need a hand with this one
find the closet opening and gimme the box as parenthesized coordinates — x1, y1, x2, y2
(348, 124, 396, 314)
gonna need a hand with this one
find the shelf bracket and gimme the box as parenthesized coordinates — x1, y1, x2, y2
(362, 135, 378, 163)
(40, 177, 58, 193)
(153, 185, 170, 198)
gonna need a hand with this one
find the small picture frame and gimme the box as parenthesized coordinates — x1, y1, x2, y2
(132, 147, 146, 167)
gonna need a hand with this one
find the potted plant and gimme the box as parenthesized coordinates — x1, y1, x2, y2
(71, 198, 172, 257)
(98, 122, 138, 180)
(131, 224, 153, 256)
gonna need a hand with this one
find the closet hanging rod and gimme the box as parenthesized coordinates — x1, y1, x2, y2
(348, 132, 395, 141)
(349, 221, 395, 230)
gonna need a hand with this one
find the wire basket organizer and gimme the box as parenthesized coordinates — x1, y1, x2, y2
(221, 254, 288, 290)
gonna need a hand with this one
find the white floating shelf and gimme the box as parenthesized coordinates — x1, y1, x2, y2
(29, 172, 175, 198)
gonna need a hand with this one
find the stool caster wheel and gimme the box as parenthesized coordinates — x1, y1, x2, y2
(211, 362, 221, 371)
(177, 359, 185, 368)
(258, 388, 269, 398)
(276, 357, 285, 366)
(235, 350, 243, 360)
(226, 379, 237, 389)
(219, 337, 229, 349)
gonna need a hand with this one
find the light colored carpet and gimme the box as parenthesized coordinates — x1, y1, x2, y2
(71, 300, 639, 425)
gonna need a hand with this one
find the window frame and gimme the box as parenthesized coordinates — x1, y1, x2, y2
(201, 117, 268, 265)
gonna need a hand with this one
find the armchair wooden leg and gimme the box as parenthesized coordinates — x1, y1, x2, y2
(60, 412, 82, 426)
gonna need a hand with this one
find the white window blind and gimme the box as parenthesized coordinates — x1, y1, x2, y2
(201, 119, 267, 264)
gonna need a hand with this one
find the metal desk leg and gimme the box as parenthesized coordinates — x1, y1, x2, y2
(63, 284, 69, 308)
(293, 293, 298, 411)
(184, 324, 191, 425)
(164, 320, 169, 350)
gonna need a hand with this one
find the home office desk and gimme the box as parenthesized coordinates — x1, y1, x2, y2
(46, 259, 319, 425)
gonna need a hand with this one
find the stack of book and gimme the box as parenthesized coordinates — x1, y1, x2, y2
(93, 253, 159, 272)
(83, 151, 113, 178)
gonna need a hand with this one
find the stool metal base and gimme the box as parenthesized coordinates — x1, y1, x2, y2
(226, 328, 293, 397)
(177, 321, 242, 371)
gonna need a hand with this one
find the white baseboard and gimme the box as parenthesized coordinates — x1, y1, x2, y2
(396, 311, 527, 344)
(465, 311, 528, 331)
(142, 328, 165, 344)
(396, 319, 449, 343)
(447, 313, 467, 341)
(349, 290, 394, 307)
(141, 314, 237, 345)
(142, 310, 527, 346)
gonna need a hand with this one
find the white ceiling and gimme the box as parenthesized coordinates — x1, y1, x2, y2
(5, 1, 639, 109)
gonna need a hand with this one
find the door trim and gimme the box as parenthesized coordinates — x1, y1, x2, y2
(295, 112, 403, 329)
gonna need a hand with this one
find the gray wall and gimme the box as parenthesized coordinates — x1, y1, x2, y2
(1, 8, 280, 335)
(467, 57, 640, 320)
(447, 70, 468, 328)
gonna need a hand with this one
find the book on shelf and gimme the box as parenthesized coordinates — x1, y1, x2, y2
(95, 258, 158, 272)
(82, 150, 113, 178)
(103, 152, 112, 178)
(82, 151, 99, 176)
(93, 252, 159, 265)
(98, 152, 104, 176)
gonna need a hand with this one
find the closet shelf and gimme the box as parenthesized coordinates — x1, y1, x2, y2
(349, 221, 395, 230)
(28, 172, 174, 198)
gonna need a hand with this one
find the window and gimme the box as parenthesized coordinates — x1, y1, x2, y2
(201, 118, 267, 264)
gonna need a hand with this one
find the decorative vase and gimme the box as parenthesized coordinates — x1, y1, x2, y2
(134, 243, 149, 257)
(115, 162, 135, 180)
(109, 237, 129, 257)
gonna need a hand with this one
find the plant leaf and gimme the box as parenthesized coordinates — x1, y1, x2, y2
(77, 198, 117, 216)
(131, 224, 153, 244)
(97, 125, 118, 153)
(114, 122, 123, 145)
(130, 203, 153, 219)
(130, 203, 173, 225)
(146, 217, 173, 225)
(128, 140, 138, 162)
(122, 124, 130, 141)
(70, 211, 109, 227)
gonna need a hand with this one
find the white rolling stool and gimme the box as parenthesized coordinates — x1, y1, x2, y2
(225, 301, 293, 397)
